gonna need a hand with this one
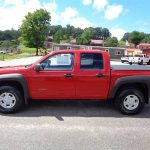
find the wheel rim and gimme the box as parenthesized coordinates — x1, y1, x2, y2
(123, 95, 140, 111)
(0, 92, 16, 109)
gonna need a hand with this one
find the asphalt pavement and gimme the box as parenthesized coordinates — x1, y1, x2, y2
(0, 100, 150, 150)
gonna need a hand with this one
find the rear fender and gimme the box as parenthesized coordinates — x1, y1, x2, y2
(108, 76, 150, 103)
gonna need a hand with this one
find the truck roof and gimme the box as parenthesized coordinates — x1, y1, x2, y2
(52, 49, 107, 54)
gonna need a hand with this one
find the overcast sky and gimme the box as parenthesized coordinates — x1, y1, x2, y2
(0, 0, 150, 40)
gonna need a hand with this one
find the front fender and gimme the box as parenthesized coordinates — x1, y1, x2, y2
(0, 74, 29, 104)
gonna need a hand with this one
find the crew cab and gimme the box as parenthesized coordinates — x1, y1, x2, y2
(128, 54, 150, 65)
(0, 50, 150, 115)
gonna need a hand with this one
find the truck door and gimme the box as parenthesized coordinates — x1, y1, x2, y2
(75, 52, 110, 99)
(28, 52, 76, 99)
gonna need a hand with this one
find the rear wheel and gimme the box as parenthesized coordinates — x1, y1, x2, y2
(147, 60, 150, 65)
(0, 86, 23, 113)
(138, 60, 143, 65)
(115, 88, 145, 115)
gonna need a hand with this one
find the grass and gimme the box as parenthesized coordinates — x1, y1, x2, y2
(20, 47, 36, 54)
(0, 47, 52, 61)
(0, 53, 33, 61)
(0, 47, 36, 61)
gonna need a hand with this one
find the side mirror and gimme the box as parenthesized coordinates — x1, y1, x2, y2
(34, 64, 43, 72)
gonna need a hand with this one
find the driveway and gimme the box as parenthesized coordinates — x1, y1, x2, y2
(0, 56, 42, 67)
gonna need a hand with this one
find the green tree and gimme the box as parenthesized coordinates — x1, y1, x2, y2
(142, 34, 150, 43)
(54, 30, 63, 43)
(93, 27, 102, 39)
(102, 28, 111, 40)
(0, 29, 20, 41)
(0, 40, 17, 48)
(121, 32, 130, 41)
(20, 9, 51, 55)
(49, 25, 62, 36)
(72, 27, 83, 39)
(79, 28, 94, 45)
(118, 40, 125, 47)
(129, 31, 145, 47)
(105, 37, 118, 47)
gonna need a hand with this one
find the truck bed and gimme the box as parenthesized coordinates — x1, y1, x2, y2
(111, 65, 150, 70)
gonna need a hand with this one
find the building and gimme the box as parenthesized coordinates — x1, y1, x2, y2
(90, 39, 104, 46)
(69, 39, 76, 45)
(125, 48, 142, 55)
(138, 43, 150, 57)
(44, 36, 53, 49)
(53, 44, 125, 60)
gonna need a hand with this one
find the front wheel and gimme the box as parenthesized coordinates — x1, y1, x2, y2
(129, 62, 132, 65)
(0, 86, 23, 113)
(115, 88, 145, 115)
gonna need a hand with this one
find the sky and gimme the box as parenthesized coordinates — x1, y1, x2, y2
(0, 0, 150, 40)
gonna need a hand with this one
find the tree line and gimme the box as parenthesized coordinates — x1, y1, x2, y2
(0, 9, 150, 55)
(0, 29, 20, 49)
(50, 25, 111, 45)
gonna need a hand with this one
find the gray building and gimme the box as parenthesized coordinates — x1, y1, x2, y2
(53, 44, 125, 60)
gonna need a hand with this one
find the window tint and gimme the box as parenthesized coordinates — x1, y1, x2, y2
(41, 53, 74, 70)
(80, 53, 103, 70)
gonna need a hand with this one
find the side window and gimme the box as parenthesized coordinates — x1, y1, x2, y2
(41, 53, 74, 70)
(80, 53, 103, 70)
(115, 51, 121, 55)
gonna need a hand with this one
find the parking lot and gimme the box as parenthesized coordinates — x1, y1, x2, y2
(0, 57, 150, 150)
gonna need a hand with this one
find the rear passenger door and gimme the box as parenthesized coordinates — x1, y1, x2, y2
(75, 52, 110, 99)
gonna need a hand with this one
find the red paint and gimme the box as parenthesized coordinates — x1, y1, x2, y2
(0, 50, 149, 101)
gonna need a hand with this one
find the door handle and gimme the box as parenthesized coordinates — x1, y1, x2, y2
(64, 73, 74, 78)
(96, 73, 106, 78)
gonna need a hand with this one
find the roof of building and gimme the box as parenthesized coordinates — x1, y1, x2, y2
(139, 43, 150, 46)
(126, 48, 142, 52)
(53, 43, 125, 50)
(90, 39, 103, 45)
(69, 39, 76, 44)
(138, 43, 150, 50)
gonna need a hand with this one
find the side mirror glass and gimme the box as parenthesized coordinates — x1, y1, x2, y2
(34, 64, 43, 71)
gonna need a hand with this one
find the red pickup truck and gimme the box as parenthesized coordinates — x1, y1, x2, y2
(0, 50, 150, 115)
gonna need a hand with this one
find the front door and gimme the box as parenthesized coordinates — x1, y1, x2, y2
(28, 52, 75, 99)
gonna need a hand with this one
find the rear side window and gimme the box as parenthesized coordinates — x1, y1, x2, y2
(80, 53, 103, 70)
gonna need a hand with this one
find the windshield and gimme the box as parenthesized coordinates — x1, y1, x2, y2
(134, 55, 142, 57)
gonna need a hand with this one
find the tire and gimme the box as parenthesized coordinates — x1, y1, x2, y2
(129, 62, 132, 65)
(147, 60, 150, 65)
(0, 86, 23, 113)
(121, 60, 124, 63)
(138, 60, 143, 65)
(115, 88, 145, 115)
